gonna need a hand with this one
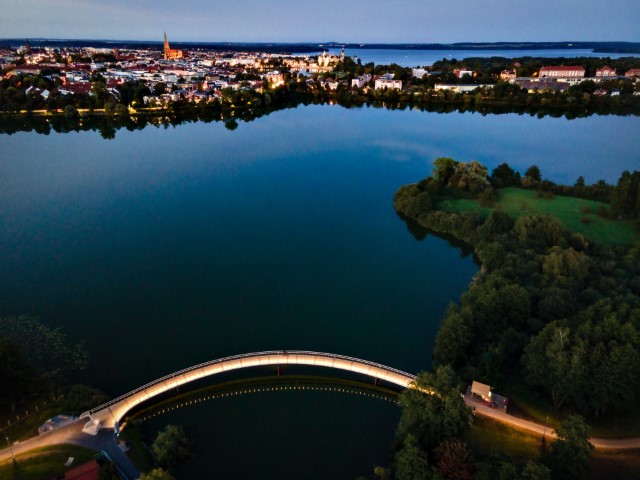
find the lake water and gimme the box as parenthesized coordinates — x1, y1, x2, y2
(1, 106, 639, 478)
(326, 48, 640, 67)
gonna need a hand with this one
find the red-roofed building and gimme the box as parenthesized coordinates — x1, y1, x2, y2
(539, 66, 585, 79)
(625, 69, 640, 78)
(106, 79, 123, 88)
(596, 66, 616, 77)
(60, 82, 92, 95)
(64, 459, 100, 480)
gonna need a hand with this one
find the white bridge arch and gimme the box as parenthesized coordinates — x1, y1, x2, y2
(81, 350, 418, 429)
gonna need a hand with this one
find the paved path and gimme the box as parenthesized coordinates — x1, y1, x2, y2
(464, 394, 640, 449)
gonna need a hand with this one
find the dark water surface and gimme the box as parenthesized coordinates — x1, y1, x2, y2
(1, 106, 638, 478)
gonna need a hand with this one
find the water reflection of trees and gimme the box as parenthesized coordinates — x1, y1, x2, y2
(0, 94, 628, 140)
(395, 211, 477, 262)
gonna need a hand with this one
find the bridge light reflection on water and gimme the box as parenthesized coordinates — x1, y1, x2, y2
(128, 376, 400, 425)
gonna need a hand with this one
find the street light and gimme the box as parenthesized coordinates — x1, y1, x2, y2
(5, 436, 15, 462)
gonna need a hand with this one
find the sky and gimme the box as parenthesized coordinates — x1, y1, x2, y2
(1, 0, 639, 43)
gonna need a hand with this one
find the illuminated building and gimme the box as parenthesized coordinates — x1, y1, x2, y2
(163, 32, 184, 61)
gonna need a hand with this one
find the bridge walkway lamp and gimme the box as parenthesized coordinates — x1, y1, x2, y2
(6, 435, 16, 462)
(543, 415, 549, 439)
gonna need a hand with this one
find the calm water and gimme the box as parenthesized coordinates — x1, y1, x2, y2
(1, 106, 639, 478)
(326, 48, 640, 67)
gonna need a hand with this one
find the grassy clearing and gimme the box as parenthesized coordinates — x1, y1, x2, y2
(438, 187, 639, 245)
(466, 416, 545, 461)
(0, 445, 96, 480)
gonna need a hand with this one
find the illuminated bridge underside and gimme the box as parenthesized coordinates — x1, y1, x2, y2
(81, 351, 417, 429)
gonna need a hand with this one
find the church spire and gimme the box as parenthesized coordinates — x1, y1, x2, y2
(163, 31, 170, 60)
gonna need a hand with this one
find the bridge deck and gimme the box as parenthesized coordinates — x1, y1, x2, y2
(82, 350, 417, 429)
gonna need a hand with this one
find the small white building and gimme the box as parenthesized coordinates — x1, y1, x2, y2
(375, 74, 402, 90)
(351, 73, 371, 89)
(412, 68, 429, 79)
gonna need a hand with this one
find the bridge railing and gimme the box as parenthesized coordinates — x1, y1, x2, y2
(82, 350, 416, 417)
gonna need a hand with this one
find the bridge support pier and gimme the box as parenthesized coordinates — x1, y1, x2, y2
(277, 365, 281, 377)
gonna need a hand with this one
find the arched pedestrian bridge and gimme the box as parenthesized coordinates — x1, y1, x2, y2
(81, 350, 417, 430)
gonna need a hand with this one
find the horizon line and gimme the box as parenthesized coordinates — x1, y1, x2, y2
(2, 37, 639, 45)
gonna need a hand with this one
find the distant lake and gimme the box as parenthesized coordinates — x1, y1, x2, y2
(326, 47, 640, 67)
(1, 106, 639, 479)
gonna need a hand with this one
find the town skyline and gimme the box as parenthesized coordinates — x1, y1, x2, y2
(2, 0, 639, 44)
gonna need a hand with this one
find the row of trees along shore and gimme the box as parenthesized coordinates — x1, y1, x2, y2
(388, 161, 640, 479)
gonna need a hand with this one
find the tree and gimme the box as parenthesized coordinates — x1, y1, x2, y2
(433, 157, 458, 184)
(448, 161, 490, 193)
(522, 322, 575, 409)
(0, 315, 88, 386)
(64, 105, 79, 120)
(394, 434, 436, 480)
(433, 307, 472, 368)
(0, 337, 36, 410)
(92, 81, 110, 107)
(154, 83, 167, 96)
(514, 215, 564, 250)
(520, 460, 551, 480)
(490, 163, 519, 188)
(152, 424, 190, 469)
(224, 118, 238, 130)
(478, 210, 515, 241)
(434, 438, 474, 480)
(114, 103, 129, 116)
(550, 415, 593, 480)
(522, 165, 542, 187)
(396, 366, 469, 451)
(138, 468, 175, 480)
(610, 170, 640, 219)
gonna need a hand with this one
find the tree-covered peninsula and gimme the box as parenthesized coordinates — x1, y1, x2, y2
(394, 160, 640, 418)
(389, 160, 640, 479)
